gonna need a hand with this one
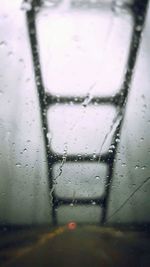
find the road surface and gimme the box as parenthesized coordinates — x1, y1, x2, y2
(0, 225, 150, 267)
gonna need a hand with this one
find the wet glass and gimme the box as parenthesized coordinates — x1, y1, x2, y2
(0, 0, 150, 266)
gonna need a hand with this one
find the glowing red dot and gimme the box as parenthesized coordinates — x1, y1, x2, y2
(67, 221, 77, 230)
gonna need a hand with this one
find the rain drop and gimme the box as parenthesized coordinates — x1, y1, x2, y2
(92, 153, 96, 159)
(136, 25, 142, 32)
(0, 90, 3, 96)
(115, 138, 120, 143)
(0, 41, 7, 47)
(16, 163, 21, 168)
(21, 1, 32, 11)
(141, 166, 146, 170)
(42, 0, 56, 7)
(47, 132, 52, 143)
(8, 51, 13, 57)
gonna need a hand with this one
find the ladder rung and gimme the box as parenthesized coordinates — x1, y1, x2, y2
(48, 152, 111, 164)
(53, 197, 105, 207)
(45, 93, 121, 107)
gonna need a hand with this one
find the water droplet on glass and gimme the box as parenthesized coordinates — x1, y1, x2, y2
(21, 1, 32, 11)
(26, 78, 31, 83)
(95, 176, 100, 180)
(8, 51, 13, 57)
(92, 153, 96, 159)
(42, 0, 57, 7)
(0, 90, 3, 96)
(141, 94, 145, 99)
(112, 0, 123, 13)
(30, 29, 35, 35)
(0, 41, 7, 47)
(16, 163, 21, 168)
(19, 58, 24, 64)
(47, 132, 52, 143)
(136, 25, 142, 32)
(34, 6, 40, 12)
(78, 154, 82, 160)
(141, 166, 146, 170)
(82, 94, 92, 107)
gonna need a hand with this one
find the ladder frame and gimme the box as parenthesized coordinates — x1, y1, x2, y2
(25, 0, 149, 225)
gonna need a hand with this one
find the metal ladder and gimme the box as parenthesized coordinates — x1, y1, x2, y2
(25, 0, 149, 225)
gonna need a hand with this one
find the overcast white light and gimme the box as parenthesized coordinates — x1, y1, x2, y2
(36, 4, 133, 96)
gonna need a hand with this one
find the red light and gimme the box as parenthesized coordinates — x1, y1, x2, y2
(67, 221, 77, 230)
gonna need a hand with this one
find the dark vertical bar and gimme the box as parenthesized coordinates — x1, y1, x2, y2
(101, 0, 149, 224)
(119, 0, 149, 107)
(101, 120, 123, 224)
(26, 5, 57, 225)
